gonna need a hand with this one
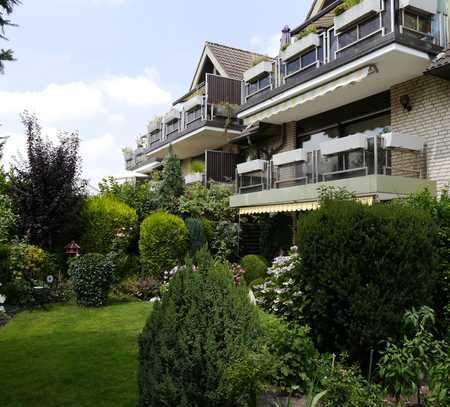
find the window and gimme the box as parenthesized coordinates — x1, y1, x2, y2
(403, 10, 432, 34)
(246, 73, 271, 97)
(166, 120, 179, 135)
(285, 48, 318, 77)
(150, 129, 161, 144)
(186, 106, 202, 125)
(338, 15, 381, 50)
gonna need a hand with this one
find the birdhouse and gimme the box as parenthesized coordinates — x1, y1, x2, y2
(64, 241, 80, 257)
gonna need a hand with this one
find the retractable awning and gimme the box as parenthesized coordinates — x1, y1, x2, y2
(244, 65, 377, 125)
(239, 196, 375, 215)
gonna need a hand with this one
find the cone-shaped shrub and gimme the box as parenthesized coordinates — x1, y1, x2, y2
(138, 248, 262, 407)
(185, 217, 206, 257)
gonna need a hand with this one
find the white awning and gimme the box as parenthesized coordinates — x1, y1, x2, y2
(382, 132, 424, 151)
(321, 133, 368, 156)
(113, 171, 149, 181)
(272, 148, 307, 166)
(245, 65, 377, 125)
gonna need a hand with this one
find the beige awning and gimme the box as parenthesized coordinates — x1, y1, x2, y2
(244, 65, 377, 125)
(239, 196, 374, 215)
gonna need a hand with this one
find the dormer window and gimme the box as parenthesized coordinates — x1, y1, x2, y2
(402, 9, 432, 35)
(246, 74, 271, 98)
(166, 119, 179, 136)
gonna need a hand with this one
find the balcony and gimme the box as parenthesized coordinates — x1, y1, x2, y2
(239, 0, 448, 123)
(231, 132, 436, 210)
(125, 74, 244, 165)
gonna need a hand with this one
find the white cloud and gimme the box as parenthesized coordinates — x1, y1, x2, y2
(1, 129, 125, 188)
(250, 33, 281, 58)
(0, 69, 172, 122)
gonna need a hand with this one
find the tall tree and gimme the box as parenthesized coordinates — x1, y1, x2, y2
(10, 112, 87, 249)
(0, 0, 20, 73)
(158, 144, 184, 214)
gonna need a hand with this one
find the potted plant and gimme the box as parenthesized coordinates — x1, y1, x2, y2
(280, 25, 320, 62)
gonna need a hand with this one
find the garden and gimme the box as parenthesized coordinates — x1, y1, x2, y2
(0, 114, 449, 406)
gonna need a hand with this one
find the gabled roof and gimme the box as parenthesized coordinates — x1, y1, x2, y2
(190, 42, 272, 90)
(306, 0, 339, 19)
(425, 47, 450, 80)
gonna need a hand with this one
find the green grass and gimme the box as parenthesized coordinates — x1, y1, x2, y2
(0, 301, 153, 407)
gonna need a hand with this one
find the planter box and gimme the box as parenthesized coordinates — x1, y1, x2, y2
(399, 0, 437, 15)
(281, 33, 321, 61)
(334, 0, 381, 33)
(272, 148, 307, 166)
(321, 134, 368, 156)
(185, 172, 204, 184)
(148, 119, 161, 134)
(237, 159, 267, 175)
(184, 95, 204, 112)
(382, 132, 424, 151)
(243, 61, 274, 82)
(164, 108, 181, 123)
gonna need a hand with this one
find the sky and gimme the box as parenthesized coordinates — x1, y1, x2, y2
(0, 0, 312, 187)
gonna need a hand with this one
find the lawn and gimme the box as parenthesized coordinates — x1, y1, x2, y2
(0, 301, 153, 407)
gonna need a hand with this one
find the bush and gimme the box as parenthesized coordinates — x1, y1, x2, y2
(211, 221, 240, 262)
(8, 243, 48, 282)
(138, 249, 263, 406)
(260, 313, 319, 395)
(80, 195, 137, 254)
(0, 194, 16, 244)
(115, 276, 160, 301)
(202, 218, 215, 244)
(296, 200, 438, 362)
(178, 182, 237, 222)
(68, 253, 115, 307)
(185, 218, 206, 257)
(158, 145, 184, 214)
(240, 255, 268, 285)
(139, 212, 188, 279)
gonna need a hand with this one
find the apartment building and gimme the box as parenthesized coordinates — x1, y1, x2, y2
(230, 0, 450, 217)
(124, 0, 449, 217)
(124, 42, 270, 185)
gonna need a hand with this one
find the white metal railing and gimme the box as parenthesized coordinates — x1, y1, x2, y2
(235, 133, 425, 194)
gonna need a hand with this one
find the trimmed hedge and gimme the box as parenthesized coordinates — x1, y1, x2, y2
(139, 212, 187, 279)
(69, 253, 115, 307)
(240, 255, 268, 285)
(80, 195, 137, 254)
(138, 249, 262, 406)
(296, 200, 439, 361)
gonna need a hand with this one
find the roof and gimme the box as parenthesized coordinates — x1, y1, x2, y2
(306, 0, 339, 19)
(205, 41, 273, 81)
(425, 47, 450, 80)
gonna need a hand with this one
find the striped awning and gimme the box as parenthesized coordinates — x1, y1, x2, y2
(239, 196, 375, 215)
(244, 65, 377, 125)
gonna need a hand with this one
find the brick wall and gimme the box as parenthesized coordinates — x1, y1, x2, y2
(391, 75, 450, 192)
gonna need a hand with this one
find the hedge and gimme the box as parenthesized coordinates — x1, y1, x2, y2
(139, 211, 187, 279)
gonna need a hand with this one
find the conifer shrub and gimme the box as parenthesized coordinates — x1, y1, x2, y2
(68, 253, 115, 307)
(138, 249, 263, 406)
(80, 195, 137, 254)
(240, 255, 268, 286)
(185, 218, 206, 257)
(296, 200, 439, 361)
(139, 211, 187, 279)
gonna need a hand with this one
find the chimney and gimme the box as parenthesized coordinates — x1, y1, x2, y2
(281, 25, 291, 48)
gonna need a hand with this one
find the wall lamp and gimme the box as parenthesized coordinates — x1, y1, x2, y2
(400, 95, 412, 112)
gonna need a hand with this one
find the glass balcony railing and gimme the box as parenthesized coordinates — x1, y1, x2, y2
(235, 132, 425, 194)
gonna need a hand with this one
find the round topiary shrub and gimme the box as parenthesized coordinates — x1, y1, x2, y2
(185, 218, 206, 257)
(68, 253, 115, 307)
(80, 195, 138, 254)
(138, 249, 262, 406)
(240, 254, 268, 285)
(139, 211, 188, 279)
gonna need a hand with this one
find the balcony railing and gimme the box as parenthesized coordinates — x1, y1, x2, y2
(242, 0, 448, 102)
(235, 132, 425, 194)
(125, 74, 242, 164)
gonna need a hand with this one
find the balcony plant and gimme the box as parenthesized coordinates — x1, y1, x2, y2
(122, 147, 134, 159)
(251, 55, 269, 67)
(295, 25, 317, 41)
(334, 0, 362, 16)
